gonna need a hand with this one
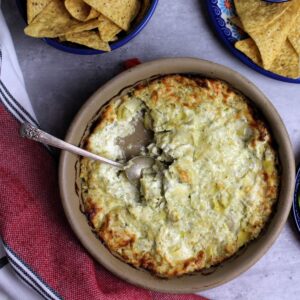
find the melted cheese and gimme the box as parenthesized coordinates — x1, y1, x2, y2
(80, 75, 279, 277)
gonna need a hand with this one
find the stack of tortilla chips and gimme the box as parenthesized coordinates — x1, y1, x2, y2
(233, 0, 300, 79)
(24, 0, 147, 51)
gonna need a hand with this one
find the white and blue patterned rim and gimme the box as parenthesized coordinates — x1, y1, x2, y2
(206, 0, 300, 84)
(293, 167, 300, 233)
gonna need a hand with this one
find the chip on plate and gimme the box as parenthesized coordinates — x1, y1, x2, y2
(235, 39, 261, 65)
(247, 1, 300, 69)
(233, 0, 300, 79)
(98, 14, 122, 42)
(83, 0, 140, 30)
(67, 18, 100, 35)
(65, 31, 111, 51)
(234, 0, 291, 32)
(288, 12, 300, 56)
(27, 0, 51, 24)
(235, 38, 300, 78)
(64, 0, 91, 21)
(269, 39, 300, 78)
(86, 8, 100, 20)
(24, 0, 80, 37)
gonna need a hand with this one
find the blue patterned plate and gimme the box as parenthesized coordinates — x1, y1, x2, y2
(206, 0, 300, 83)
(293, 167, 300, 233)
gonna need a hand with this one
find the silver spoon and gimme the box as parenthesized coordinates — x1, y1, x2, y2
(20, 122, 155, 184)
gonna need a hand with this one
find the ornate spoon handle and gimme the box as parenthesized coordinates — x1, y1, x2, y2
(20, 122, 124, 169)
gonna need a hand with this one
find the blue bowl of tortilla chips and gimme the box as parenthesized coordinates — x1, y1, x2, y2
(16, 0, 158, 55)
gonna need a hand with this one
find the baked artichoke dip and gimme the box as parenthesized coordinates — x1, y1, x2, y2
(80, 75, 280, 278)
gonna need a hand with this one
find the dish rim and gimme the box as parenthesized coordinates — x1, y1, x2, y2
(59, 57, 295, 293)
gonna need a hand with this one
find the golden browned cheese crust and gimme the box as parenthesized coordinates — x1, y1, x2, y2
(80, 75, 280, 278)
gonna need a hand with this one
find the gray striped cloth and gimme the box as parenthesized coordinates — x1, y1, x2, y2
(0, 4, 49, 300)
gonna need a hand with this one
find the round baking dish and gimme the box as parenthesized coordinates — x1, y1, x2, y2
(59, 58, 295, 293)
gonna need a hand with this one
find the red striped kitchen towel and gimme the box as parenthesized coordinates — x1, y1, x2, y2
(0, 102, 208, 300)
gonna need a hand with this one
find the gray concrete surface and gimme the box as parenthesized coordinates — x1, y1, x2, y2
(2, 0, 300, 299)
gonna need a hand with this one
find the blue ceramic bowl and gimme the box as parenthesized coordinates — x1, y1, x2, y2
(293, 166, 300, 233)
(16, 0, 158, 55)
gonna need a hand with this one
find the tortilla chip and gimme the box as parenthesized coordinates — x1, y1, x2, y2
(24, 0, 80, 37)
(269, 39, 300, 79)
(98, 14, 122, 42)
(235, 38, 300, 79)
(66, 18, 100, 34)
(64, 0, 91, 21)
(234, 0, 291, 32)
(235, 38, 261, 65)
(65, 31, 111, 51)
(245, 1, 300, 69)
(83, 0, 140, 30)
(27, 0, 51, 24)
(86, 8, 100, 20)
(288, 12, 300, 56)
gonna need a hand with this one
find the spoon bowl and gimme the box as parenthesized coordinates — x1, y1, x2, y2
(124, 156, 156, 185)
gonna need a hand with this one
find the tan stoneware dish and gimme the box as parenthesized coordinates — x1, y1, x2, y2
(59, 58, 295, 293)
